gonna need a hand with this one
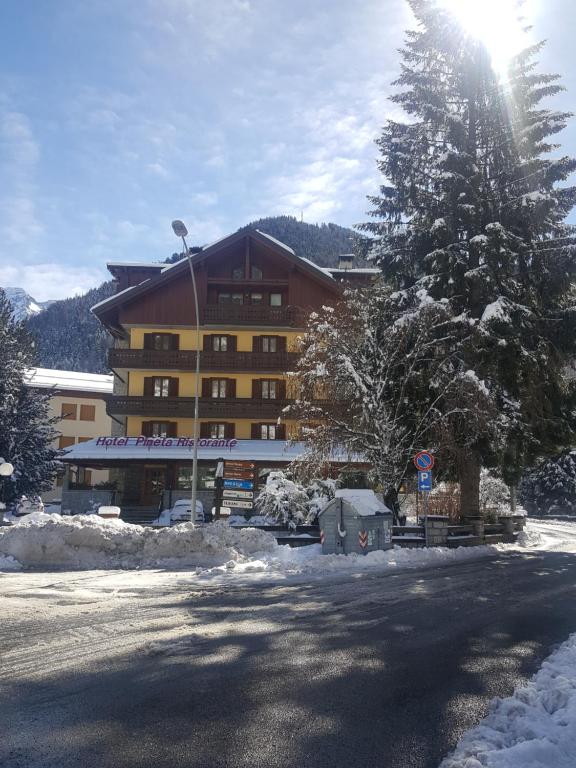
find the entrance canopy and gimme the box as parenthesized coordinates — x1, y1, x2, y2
(60, 437, 363, 467)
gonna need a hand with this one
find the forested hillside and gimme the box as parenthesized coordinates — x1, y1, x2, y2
(27, 216, 365, 373)
(27, 282, 116, 373)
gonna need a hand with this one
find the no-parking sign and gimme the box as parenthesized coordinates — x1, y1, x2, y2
(413, 451, 435, 471)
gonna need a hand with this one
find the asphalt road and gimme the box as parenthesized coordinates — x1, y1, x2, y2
(2, 549, 576, 768)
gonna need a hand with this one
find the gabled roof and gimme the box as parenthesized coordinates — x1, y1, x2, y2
(91, 229, 339, 326)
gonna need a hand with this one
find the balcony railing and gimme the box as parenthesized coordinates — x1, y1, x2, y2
(200, 304, 306, 326)
(107, 395, 293, 419)
(108, 348, 298, 372)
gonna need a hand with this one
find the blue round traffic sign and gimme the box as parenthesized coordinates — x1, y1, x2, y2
(413, 451, 434, 471)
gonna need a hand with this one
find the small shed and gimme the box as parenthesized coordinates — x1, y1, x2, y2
(318, 489, 393, 555)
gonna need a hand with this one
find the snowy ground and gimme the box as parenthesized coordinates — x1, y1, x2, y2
(440, 632, 576, 768)
(0, 514, 574, 582)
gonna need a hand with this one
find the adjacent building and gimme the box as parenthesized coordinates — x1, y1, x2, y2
(61, 230, 376, 516)
(26, 368, 113, 501)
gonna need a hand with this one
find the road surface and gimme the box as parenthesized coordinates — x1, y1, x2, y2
(2, 543, 576, 767)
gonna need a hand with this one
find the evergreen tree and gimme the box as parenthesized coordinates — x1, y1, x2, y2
(361, 0, 576, 515)
(0, 290, 59, 508)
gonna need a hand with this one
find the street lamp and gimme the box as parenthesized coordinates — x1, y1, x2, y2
(171, 220, 201, 526)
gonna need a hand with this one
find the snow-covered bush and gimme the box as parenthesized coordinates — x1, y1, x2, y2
(305, 478, 336, 520)
(520, 452, 576, 516)
(254, 471, 310, 529)
(480, 469, 511, 519)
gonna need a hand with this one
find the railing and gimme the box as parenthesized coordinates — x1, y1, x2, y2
(200, 304, 306, 326)
(106, 395, 293, 419)
(108, 348, 298, 372)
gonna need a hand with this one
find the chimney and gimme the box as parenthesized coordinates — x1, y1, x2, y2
(338, 253, 354, 270)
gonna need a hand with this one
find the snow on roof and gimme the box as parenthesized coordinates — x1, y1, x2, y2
(255, 229, 296, 255)
(59, 437, 364, 464)
(26, 368, 114, 394)
(90, 280, 152, 312)
(107, 261, 166, 269)
(333, 489, 391, 516)
(327, 268, 381, 275)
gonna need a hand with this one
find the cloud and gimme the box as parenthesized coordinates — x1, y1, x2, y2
(0, 263, 107, 302)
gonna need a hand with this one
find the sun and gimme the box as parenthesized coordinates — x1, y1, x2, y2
(438, 0, 530, 74)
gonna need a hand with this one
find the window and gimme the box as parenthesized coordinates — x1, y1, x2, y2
(270, 293, 283, 307)
(176, 465, 217, 490)
(61, 403, 77, 420)
(210, 423, 226, 439)
(79, 404, 96, 421)
(261, 380, 277, 399)
(154, 378, 170, 397)
(231, 292, 243, 304)
(261, 424, 276, 440)
(262, 336, 277, 353)
(250, 292, 263, 305)
(144, 333, 177, 351)
(58, 435, 75, 449)
(151, 422, 172, 437)
(219, 291, 244, 304)
(211, 379, 227, 398)
(212, 335, 228, 352)
(218, 292, 230, 304)
(232, 266, 244, 280)
(251, 265, 263, 279)
(72, 467, 92, 486)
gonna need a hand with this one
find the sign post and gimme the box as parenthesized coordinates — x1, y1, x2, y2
(222, 460, 256, 512)
(413, 452, 435, 522)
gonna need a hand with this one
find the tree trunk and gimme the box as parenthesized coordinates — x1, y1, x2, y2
(459, 451, 481, 518)
(510, 484, 517, 514)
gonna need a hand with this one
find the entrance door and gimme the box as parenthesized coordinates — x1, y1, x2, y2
(142, 467, 166, 507)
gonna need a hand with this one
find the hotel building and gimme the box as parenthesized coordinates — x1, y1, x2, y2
(61, 230, 376, 518)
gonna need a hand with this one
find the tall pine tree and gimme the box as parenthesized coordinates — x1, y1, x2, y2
(362, 0, 576, 515)
(0, 289, 59, 509)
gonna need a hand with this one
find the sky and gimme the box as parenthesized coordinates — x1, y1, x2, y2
(0, 0, 574, 301)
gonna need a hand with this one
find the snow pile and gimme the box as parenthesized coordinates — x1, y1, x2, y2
(440, 633, 576, 768)
(0, 514, 278, 570)
(333, 488, 390, 516)
(0, 554, 22, 570)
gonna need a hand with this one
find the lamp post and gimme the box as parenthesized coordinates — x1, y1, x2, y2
(171, 221, 201, 526)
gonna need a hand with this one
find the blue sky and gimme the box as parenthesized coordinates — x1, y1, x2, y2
(0, 0, 574, 300)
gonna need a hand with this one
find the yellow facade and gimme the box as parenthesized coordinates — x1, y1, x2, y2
(129, 327, 301, 352)
(125, 326, 299, 440)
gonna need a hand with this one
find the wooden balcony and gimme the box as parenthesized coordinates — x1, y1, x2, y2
(107, 395, 293, 419)
(200, 304, 306, 327)
(108, 348, 298, 372)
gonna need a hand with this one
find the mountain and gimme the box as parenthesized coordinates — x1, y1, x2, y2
(26, 216, 367, 373)
(3, 287, 54, 321)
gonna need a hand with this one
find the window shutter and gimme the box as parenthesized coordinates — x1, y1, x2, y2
(228, 335, 237, 352)
(225, 423, 235, 439)
(252, 335, 262, 352)
(227, 379, 236, 398)
(278, 380, 287, 400)
(252, 379, 262, 399)
(251, 423, 260, 439)
(171, 334, 180, 350)
(168, 377, 179, 397)
(277, 336, 287, 352)
(201, 378, 211, 398)
(276, 424, 286, 440)
(143, 334, 153, 350)
(142, 421, 152, 437)
(143, 377, 154, 396)
(203, 335, 212, 351)
(200, 422, 210, 438)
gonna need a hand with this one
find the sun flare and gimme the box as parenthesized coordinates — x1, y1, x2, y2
(439, 0, 531, 74)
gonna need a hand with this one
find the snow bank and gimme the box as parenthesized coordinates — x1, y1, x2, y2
(440, 633, 576, 768)
(0, 514, 278, 570)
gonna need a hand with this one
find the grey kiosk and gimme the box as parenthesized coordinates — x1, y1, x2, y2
(318, 489, 393, 555)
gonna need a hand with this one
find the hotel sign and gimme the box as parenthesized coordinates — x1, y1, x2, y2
(95, 436, 238, 449)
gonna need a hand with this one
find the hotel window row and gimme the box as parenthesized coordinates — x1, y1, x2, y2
(142, 377, 287, 400)
(142, 333, 288, 352)
(141, 421, 287, 440)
